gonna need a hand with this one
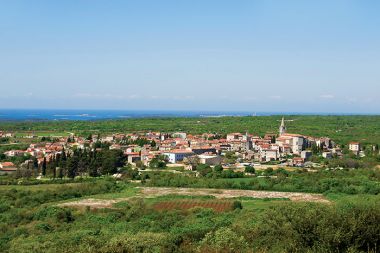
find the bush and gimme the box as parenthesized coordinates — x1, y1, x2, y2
(34, 206, 74, 223)
(244, 166, 255, 174)
(254, 201, 380, 252)
(199, 227, 248, 252)
(105, 232, 169, 253)
(232, 201, 242, 210)
(0, 202, 11, 212)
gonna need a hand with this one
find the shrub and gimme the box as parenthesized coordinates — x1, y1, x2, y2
(105, 232, 169, 253)
(232, 201, 243, 210)
(34, 206, 74, 223)
(199, 227, 248, 252)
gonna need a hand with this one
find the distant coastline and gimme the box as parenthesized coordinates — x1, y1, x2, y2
(0, 109, 377, 121)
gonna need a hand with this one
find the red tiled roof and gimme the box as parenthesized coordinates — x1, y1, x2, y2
(164, 149, 193, 154)
(125, 152, 140, 155)
(1, 162, 15, 167)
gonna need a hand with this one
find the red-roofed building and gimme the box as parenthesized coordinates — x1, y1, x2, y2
(0, 162, 17, 174)
(4, 150, 25, 157)
(292, 157, 305, 167)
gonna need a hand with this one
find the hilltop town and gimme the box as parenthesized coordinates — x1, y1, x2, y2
(0, 118, 372, 176)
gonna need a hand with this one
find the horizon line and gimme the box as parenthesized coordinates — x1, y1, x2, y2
(0, 108, 379, 116)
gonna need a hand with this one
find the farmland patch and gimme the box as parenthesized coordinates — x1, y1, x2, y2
(153, 199, 237, 212)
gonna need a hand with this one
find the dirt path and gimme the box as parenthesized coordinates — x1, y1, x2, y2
(59, 187, 329, 209)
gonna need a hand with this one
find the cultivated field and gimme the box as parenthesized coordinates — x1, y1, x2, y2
(139, 187, 329, 202)
(59, 186, 329, 209)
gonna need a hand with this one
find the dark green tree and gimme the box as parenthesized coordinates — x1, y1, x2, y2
(214, 165, 224, 173)
(66, 156, 78, 179)
(32, 157, 39, 176)
(42, 157, 47, 176)
(245, 165, 255, 174)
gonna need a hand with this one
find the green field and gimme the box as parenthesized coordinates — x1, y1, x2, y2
(12, 131, 71, 137)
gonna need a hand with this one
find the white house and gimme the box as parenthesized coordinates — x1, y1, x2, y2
(4, 150, 25, 157)
(163, 150, 194, 163)
(322, 152, 332, 159)
(172, 132, 187, 139)
(260, 149, 279, 162)
(349, 142, 361, 154)
(276, 134, 305, 155)
(301, 151, 312, 160)
(226, 133, 243, 141)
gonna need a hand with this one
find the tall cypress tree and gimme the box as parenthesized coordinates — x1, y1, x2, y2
(59, 148, 67, 172)
(65, 149, 78, 179)
(52, 155, 57, 179)
(42, 157, 47, 176)
(58, 167, 64, 179)
(33, 157, 39, 177)
(61, 147, 67, 161)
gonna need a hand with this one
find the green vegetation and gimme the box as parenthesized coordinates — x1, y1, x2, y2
(145, 168, 380, 195)
(194, 164, 245, 178)
(0, 179, 379, 253)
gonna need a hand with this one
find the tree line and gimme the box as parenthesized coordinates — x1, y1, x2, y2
(20, 147, 126, 179)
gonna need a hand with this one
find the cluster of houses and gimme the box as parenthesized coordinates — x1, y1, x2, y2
(0, 131, 13, 138)
(0, 118, 367, 174)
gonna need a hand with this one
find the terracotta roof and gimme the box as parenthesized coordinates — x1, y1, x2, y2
(125, 152, 140, 155)
(164, 150, 193, 154)
(0, 162, 15, 167)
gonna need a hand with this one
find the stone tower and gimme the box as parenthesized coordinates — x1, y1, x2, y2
(279, 117, 286, 136)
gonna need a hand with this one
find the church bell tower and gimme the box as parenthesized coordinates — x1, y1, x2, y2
(279, 117, 286, 136)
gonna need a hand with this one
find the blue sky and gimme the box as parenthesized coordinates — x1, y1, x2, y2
(0, 0, 379, 113)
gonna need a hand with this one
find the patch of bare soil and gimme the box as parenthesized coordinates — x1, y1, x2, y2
(138, 187, 330, 203)
(154, 200, 234, 212)
(58, 198, 127, 209)
(59, 187, 329, 209)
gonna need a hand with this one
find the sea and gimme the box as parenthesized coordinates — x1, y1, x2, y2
(0, 109, 364, 121)
(0, 109, 259, 121)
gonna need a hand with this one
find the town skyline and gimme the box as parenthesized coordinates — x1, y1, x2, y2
(0, 115, 362, 174)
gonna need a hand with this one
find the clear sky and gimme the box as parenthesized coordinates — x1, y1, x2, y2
(1, 0, 380, 113)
